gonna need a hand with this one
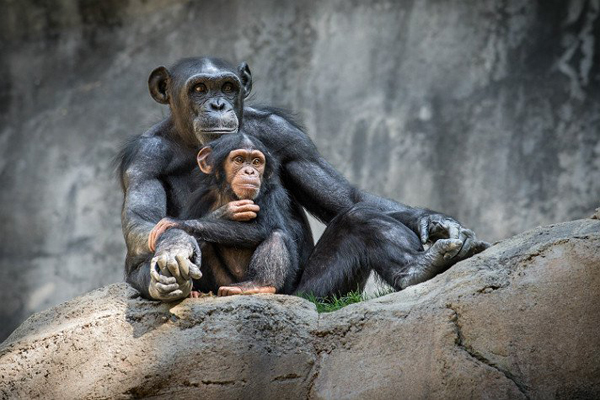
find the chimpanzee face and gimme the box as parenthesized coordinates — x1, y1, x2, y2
(196, 135, 268, 201)
(222, 148, 266, 200)
(148, 57, 252, 145)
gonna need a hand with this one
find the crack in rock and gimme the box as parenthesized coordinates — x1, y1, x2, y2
(446, 304, 530, 399)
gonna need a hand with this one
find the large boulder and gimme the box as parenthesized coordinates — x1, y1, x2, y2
(1, 218, 599, 399)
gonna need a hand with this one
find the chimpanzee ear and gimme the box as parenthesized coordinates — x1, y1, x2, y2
(197, 147, 213, 174)
(148, 66, 171, 104)
(238, 62, 252, 99)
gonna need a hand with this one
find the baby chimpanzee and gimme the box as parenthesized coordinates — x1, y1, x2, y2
(148, 134, 301, 297)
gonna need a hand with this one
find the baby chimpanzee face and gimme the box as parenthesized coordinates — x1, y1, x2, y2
(223, 148, 266, 200)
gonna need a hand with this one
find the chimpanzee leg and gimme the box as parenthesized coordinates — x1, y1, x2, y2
(294, 204, 462, 298)
(247, 230, 297, 292)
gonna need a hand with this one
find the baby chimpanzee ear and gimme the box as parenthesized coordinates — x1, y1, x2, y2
(197, 147, 213, 174)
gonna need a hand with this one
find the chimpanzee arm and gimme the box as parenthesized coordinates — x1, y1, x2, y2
(120, 135, 201, 300)
(263, 114, 424, 226)
(260, 113, 485, 256)
(120, 136, 171, 260)
(177, 219, 269, 247)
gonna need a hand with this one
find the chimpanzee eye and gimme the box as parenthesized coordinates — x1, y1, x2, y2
(222, 82, 234, 93)
(193, 83, 207, 93)
(252, 158, 262, 166)
(234, 156, 244, 164)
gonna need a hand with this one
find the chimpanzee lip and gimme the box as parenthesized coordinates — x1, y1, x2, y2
(238, 182, 259, 189)
(200, 128, 237, 133)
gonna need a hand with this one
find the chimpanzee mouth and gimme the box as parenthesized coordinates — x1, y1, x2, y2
(200, 128, 238, 133)
(196, 129, 238, 144)
(237, 179, 260, 189)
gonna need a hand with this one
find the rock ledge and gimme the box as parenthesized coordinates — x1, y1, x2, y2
(1, 219, 599, 399)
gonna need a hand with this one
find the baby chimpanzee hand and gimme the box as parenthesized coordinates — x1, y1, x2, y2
(211, 200, 260, 221)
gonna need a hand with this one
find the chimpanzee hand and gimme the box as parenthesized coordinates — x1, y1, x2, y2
(148, 228, 202, 301)
(417, 213, 490, 262)
(210, 200, 260, 221)
(396, 237, 487, 289)
(217, 281, 276, 296)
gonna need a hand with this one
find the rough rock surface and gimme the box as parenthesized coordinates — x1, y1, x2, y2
(1, 218, 599, 399)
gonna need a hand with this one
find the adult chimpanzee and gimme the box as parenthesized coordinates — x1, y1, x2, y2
(118, 56, 488, 301)
(146, 133, 301, 297)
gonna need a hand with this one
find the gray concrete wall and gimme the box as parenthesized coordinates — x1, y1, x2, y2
(1, 0, 599, 341)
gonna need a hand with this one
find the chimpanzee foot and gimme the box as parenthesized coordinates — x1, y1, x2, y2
(217, 283, 276, 296)
(395, 239, 463, 289)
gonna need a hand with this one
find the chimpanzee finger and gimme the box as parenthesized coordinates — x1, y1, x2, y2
(150, 260, 162, 282)
(431, 239, 463, 263)
(419, 218, 430, 244)
(163, 289, 184, 300)
(177, 255, 203, 280)
(237, 204, 260, 213)
(443, 240, 463, 260)
(241, 286, 276, 295)
(175, 254, 190, 281)
(458, 228, 474, 244)
(445, 223, 460, 240)
(156, 255, 169, 276)
(456, 229, 475, 259)
(227, 287, 243, 296)
(151, 262, 176, 284)
(232, 199, 254, 206)
(232, 211, 258, 221)
(218, 286, 242, 296)
(217, 287, 232, 296)
(166, 256, 182, 282)
(156, 282, 180, 293)
(231, 205, 259, 216)
(160, 275, 176, 284)
(188, 261, 202, 280)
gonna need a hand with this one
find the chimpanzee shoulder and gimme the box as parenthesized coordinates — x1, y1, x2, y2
(243, 106, 318, 160)
(117, 122, 197, 190)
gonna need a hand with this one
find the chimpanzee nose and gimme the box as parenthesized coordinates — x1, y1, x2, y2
(210, 100, 225, 111)
(243, 167, 256, 175)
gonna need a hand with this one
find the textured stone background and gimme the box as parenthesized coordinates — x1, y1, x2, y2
(1, 0, 599, 341)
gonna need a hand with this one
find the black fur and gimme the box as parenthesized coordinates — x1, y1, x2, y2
(119, 56, 484, 301)
(178, 134, 300, 293)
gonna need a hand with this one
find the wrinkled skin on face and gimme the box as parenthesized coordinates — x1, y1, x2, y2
(148, 58, 252, 146)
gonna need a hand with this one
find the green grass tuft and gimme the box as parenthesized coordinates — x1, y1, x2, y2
(298, 287, 395, 313)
